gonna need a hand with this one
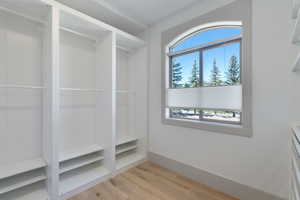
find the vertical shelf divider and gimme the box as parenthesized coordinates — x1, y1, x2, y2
(44, 5, 60, 200)
(95, 32, 117, 173)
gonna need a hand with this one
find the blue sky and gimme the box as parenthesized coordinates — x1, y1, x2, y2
(171, 27, 242, 85)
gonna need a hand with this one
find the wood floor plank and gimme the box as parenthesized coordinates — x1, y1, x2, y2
(67, 161, 239, 200)
(139, 162, 239, 200)
(129, 167, 202, 200)
(111, 175, 161, 200)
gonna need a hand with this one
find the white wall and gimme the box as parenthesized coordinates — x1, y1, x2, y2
(148, 0, 297, 198)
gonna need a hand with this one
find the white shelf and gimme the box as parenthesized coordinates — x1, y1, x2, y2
(115, 90, 136, 94)
(116, 145, 137, 155)
(60, 155, 104, 174)
(116, 153, 145, 170)
(60, 87, 104, 92)
(0, 171, 46, 194)
(1, 182, 48, 200)
(0, 158, 46, 179)
(293, 0, 300, 19)
(117, 136, 138, 146)
(41, 0, 146, 51)
(59, 145, 104, 162)
(116, 32, 146, 51)
(0, 84, 45, 89)
(59, 164, 110, 195)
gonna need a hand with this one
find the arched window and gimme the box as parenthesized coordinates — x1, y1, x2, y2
(165, 22, 243, 124)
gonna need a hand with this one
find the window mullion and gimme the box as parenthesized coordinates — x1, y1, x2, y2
(199, 49, 203, 121)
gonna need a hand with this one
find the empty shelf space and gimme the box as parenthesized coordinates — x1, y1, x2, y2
(116, 152, 145, 170)
(59, 163, 110, 195)
(117, 137, 138, 146)
(0, 158, 46, 179)
(116, 145, 137, 155)
(0, 168, 46, 195)
(59, 145, 104, 162)
(59, 152, 104, 174)
(0, 181, 47, 200)
(116, 139, 138, 155)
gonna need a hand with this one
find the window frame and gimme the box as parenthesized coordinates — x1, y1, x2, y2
(162, 22, 252, 137)
(168, 37, 242, 125)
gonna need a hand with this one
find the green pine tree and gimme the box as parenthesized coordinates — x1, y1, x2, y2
(225, 55, 240, 85)
(183, 83, 191, 88)
(225, 55, 240, 118)
(172, 60, 183, 88)
(189, 59, 200, 87)
(210, 59, 222, 86)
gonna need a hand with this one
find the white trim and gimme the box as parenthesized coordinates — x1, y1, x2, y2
(164, 22, 245, 131)
(166, 21, 242, 50)
(40, 0, 146, 49)
(167, 34, 242, 56)
(149, 152, 285, 200)
(89, 0, 148, 29)
(161, 17, 252, 136)
(0, 6, 45, 24)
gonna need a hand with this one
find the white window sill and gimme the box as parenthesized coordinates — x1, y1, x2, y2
(162, 117, 252, 137)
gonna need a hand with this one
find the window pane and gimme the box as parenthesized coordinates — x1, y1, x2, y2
(170, 108, 200, 120)
(171, 52, 199, 88)
(171, 27, 242, 52)
(203, 42, 240, 86)
(202, 110, 241, 123)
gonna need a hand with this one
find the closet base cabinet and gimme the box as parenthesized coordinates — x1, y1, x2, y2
(0, 1, 147, 200)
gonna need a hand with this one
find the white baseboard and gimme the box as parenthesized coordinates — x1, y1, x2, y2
(148, 152, 286, 200)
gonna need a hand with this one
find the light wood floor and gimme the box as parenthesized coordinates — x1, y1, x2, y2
(69, 162, 239, 200)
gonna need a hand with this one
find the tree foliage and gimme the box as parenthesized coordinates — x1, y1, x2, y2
(171, 60, 183, 88)
(189, 59, 200, 87)
(225, 55, 240, 85)
(210, 59, 222, 86)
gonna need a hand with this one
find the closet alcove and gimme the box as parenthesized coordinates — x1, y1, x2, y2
(0, 0, 147, 199)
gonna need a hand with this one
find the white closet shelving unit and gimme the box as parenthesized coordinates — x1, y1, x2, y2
(57, 6, 113, 197)
(115, 44, 147, 171)
(0, 1, 50, 199)
(0, 0, 147, 200)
